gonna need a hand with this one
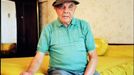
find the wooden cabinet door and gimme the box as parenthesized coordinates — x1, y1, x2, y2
(16, 0, 38, 57)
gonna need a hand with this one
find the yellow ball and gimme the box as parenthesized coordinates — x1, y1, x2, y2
(95, 38, 108, 56)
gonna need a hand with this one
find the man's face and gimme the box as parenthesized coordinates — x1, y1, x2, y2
(54, 2, 76, 25)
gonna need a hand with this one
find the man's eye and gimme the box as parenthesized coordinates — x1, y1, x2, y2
(69, 5, 74, 8)
(60, 6, 64, 9)
(56, 4, 64, 9)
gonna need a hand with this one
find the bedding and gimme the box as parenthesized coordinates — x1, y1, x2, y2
(1, 45, 133, 75)
(97, 45, 133, 75)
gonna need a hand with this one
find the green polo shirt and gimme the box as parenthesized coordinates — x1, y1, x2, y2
(37, 17, 96, 72)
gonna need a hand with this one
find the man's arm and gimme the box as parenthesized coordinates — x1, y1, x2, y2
(20, 51, 45, 75)
(84, 50, 98, 75)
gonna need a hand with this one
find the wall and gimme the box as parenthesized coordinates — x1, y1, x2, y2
(39, 0, 48, 30)
(42, 0, 133, 44)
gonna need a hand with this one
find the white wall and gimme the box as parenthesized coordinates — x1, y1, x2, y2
(75, 0, 133, 44)
(1, 1, 17, 43)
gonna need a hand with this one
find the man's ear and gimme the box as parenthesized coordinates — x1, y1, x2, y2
(54, 7, 57, 11)
(54, 7, 56, 10)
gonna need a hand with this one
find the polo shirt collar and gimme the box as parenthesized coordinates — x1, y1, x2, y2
(56, 17, 77, 27)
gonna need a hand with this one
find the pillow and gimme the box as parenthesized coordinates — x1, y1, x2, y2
(95, 38, 108, 56)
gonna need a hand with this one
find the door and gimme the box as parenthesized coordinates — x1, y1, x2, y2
(16, 0, 38, 57)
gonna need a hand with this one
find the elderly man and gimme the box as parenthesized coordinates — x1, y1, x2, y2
(21, 0, 99, 75)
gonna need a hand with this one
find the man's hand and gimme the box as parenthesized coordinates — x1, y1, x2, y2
(20, 71, 32, 75)
(20, 51, 45, 75)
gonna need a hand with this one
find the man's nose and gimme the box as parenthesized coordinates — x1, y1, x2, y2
(63, 7, 69, 13)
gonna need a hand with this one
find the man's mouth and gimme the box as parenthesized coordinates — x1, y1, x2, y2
(62, 16, 69, 18)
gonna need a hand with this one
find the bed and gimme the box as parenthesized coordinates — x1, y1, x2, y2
(1, 39, 133, 75)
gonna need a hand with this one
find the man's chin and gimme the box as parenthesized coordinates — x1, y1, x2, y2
(61, 21, 71, 25)
(63, 19, 71, 22)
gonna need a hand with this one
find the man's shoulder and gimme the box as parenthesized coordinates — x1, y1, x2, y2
(74, 17, 90, 28)
(74, 17, 89, 25)
(43, 20, 57, 28)
(50, 19, 58, 25)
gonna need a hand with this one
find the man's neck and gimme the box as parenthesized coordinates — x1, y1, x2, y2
(61, 21, 71, 27)
(63, 23, 70, 27)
